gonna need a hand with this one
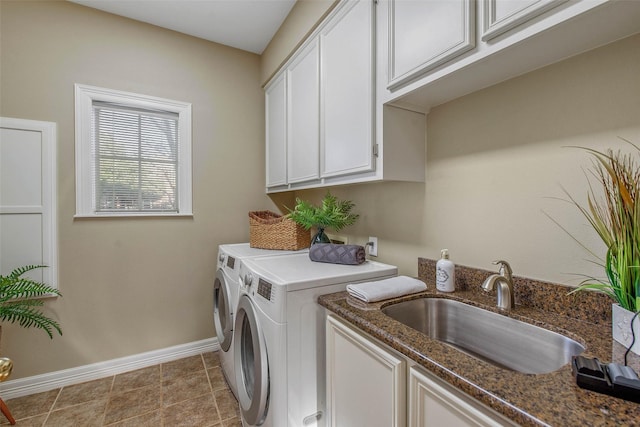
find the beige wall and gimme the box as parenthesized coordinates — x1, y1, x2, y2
(260, 0, 337, 85)
(261, 9, 640, 283)
(0, 1, 283, 379)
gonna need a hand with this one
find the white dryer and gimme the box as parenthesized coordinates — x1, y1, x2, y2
(234, 252, 397, 427)
(213, 243, 307, 399)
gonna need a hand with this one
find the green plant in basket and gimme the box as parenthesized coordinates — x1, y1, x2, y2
(0, 265, 62, 338)
(287, 192, 359, 243)
(558, 140, 640, 312)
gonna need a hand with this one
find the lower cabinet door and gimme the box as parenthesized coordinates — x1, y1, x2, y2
(326, 315, 406, 427)
(409, 366, 516, 427)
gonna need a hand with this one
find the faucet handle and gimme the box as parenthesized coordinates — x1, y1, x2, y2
(492, 260, 513, 280)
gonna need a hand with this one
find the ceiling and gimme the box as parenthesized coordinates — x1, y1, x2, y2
(69, 0, 297, 54)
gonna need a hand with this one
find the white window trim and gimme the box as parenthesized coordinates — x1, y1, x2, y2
(0, 117, 58, 288)
(74, 84, 193, 217)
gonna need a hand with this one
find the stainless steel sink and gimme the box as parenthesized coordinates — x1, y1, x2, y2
(381, 298, 584, 374)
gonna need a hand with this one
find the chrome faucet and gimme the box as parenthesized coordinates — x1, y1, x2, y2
(481, 260, 515, 311)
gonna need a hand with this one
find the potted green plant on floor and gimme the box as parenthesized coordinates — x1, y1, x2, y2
(0, 265, 62, 339)
(287, 192, 359, 244)
(561, 140, 639, 352)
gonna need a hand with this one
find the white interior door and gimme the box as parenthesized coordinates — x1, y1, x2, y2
(0, 117, 57, 286)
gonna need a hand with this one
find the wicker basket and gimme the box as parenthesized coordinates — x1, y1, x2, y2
(248, 211, 310, 250)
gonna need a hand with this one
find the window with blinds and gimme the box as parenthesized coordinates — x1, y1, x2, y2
(75, 84, 192, 217)
(93, 102, 179, 213)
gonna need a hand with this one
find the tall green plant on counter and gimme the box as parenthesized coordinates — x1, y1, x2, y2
(560, 140, 640, 312)
(287, 192, 359, 243)
(0, 265, 62, 339)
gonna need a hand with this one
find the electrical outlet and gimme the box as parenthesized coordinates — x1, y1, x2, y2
(368, 236, 378, 257)
(326, 233, 348, 245)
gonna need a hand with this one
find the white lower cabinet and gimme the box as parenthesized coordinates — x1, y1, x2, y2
(326, 315, 406, 427)
(326, 314, 517, 427)
(409, 366, 517, 427)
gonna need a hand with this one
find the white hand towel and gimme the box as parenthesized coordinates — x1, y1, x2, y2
(346, 276, 427, 303)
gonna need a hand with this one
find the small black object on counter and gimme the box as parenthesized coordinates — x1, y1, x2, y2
(572, 355, 640, 403)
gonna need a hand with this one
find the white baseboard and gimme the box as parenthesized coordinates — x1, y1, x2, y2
(0, 338, 219, 400)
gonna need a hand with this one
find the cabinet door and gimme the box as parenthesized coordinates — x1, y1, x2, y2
(320, 0, 375, 178)
(387, 0, 475, 90)
(326, 315, 406, 427)
(265, 73, 287, 187)
(481, 0, 568, 41)
(409, 366, 515, 427)
(287, 39, 320, 184)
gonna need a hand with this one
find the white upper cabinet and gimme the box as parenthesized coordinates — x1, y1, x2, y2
(266, 0, 640, 192)
(287, 39, 320, 184)
(387, 0, 475, 90)
(380, 0, 640, 109)
(264, 0, 426, 193)
(481, 0, 566, 41)
(320, 0, 375, 178)
(265, 73, 287, 188)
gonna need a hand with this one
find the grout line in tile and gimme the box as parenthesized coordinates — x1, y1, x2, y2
(41, 409, 51, 427)
(98, 375, 115, 426)
(203, 354, 215, 393)
(40, 387, 62, 426)
(160, 363, 165, 427)
(203, 357, 226, 426)
(102, 408, 158, 427)
(159, 360, 164, 425)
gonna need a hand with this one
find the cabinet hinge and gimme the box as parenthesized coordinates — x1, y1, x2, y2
(373, 144, 379, 157)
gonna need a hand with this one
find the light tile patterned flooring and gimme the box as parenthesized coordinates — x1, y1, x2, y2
(0, 352, 241, 426)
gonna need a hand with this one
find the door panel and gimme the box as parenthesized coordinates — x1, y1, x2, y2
(320, 0, 375, 178)
(0, 118, 57, 285)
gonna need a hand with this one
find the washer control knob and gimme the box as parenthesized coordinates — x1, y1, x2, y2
(244, 272, 253, 288)
(218, 254, 225, 263)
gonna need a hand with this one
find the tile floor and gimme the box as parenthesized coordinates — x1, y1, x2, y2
(0, 352, 241, 426)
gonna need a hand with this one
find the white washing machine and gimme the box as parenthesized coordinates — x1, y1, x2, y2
(213, 243, 307, 398)
(233, 252, 397, 427)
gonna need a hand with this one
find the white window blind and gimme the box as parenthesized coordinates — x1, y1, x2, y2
(75, 84, 192, 218)
(92, 102, 179, 213)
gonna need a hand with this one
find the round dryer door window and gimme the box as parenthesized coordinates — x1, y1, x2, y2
(213, 269, 233, 351)
(234, 295, 269, 426)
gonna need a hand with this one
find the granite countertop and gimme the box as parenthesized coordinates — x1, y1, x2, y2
(318, 258, 640, 426)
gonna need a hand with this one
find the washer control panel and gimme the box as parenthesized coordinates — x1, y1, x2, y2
(257, 279, 273, 301)
(226, 255, 235, 270)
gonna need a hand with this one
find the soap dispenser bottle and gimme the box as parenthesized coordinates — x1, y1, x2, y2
(436, 249, 455, 292)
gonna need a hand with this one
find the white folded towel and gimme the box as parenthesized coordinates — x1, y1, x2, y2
(346, 276, 427, 303)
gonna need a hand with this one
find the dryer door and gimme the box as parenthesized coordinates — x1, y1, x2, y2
(234, 294, 269, 426)
(213, 269, 233, 351)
